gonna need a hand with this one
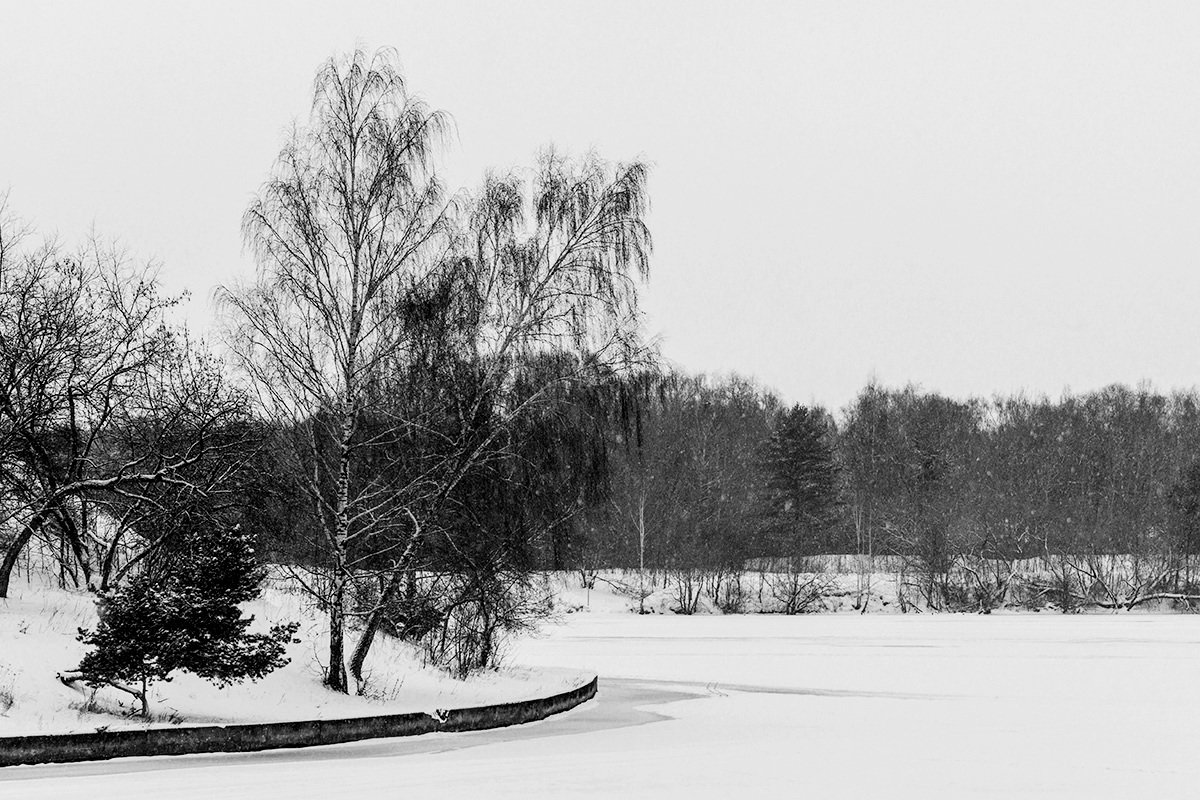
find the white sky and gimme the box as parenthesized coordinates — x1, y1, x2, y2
(2, 1, 1198, 411)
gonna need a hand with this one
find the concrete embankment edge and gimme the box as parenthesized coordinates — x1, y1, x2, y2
(0, 675, 599, 767)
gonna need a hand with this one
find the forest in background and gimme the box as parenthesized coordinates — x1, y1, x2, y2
(510, 374, 1200, 615)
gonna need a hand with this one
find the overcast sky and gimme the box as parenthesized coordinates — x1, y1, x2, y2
(2, 1, 1198, 411)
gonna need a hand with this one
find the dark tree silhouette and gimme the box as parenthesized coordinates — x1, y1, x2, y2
(760, 404, 841, 554)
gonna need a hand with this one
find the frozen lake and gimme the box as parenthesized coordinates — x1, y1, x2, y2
(5, 612, 1200, 798)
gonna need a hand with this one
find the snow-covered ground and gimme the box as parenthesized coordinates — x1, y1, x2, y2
(5, 574, 1200, 798)
(0, 576, 587, 736)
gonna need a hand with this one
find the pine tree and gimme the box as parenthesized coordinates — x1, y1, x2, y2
(69, 526, 298, 717)
(760, 404, 841, 556)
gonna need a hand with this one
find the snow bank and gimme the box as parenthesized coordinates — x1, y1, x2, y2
(0, 575, 587, 736)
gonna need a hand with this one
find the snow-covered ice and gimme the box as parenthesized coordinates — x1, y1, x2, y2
(5, 600, 1200, 798)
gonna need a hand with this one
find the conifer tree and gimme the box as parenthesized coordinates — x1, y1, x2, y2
(760, 404, 841, 555)
(67, 526, 298, 717)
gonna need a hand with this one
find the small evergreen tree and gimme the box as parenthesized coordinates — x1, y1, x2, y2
(69, 526, 298, 717)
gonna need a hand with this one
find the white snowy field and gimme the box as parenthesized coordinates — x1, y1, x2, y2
(5, 606, 1200, 798)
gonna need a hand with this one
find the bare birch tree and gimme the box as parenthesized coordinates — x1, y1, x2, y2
(222, 48, 451, 692)
(225, 48, 652, 691)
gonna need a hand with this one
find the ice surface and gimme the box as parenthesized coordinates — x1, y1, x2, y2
(6, 599, 1200, 798)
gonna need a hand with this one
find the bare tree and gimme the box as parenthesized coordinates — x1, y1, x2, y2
(224, 48, 653, 691)
(222, 48, 451, 693)
(0, 214, 250, 598)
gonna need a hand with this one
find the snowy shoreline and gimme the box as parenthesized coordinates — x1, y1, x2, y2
(0, 577, 589, 737)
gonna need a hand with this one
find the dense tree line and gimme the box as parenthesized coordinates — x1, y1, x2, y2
(838, 383, 1200, 610)
(541, 376, 1200, 614)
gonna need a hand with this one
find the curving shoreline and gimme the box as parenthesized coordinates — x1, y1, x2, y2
(0, 675, 598, 768)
